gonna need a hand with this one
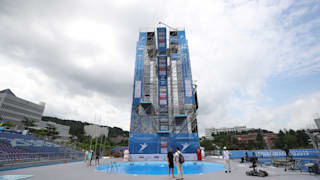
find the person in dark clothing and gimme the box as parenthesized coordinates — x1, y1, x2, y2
(95, 151, 100, 165)
(167, 148, 175, 178)
(250, 152, 258, 170)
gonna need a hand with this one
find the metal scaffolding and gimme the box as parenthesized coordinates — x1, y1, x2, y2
(129, 26, 199, 156)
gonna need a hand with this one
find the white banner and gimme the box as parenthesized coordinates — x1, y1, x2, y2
(134, 81, 141, 98)
(185, 80, 192, 97)
(129, 153, 197, 161)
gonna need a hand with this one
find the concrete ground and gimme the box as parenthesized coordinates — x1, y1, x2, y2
(0, 157, 319, 180)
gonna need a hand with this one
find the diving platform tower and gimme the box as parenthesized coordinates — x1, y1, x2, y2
(129, 24, 199, 161)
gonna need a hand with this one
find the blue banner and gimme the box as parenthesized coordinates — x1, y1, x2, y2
(170, 35, 178, 44)
(171, 53, 180, 61)
(129, 133, 200, 154)
(157, 27, 168, 106)
(129, 134, 159, 154)
(229, 149, 320, 159)
(177, 30, 194, 105)
(169, 133, 200, 153)
(157, 27, 166, 53)
(158, 55, 168, 106)
(132, 32, 147, 105)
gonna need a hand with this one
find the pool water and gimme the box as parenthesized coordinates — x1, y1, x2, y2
(96, 161, 225, 175)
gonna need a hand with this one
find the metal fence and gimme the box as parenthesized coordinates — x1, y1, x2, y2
(0, 151, 84, 167)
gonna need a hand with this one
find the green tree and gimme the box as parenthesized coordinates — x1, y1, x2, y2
(296, 130, 311, 148)
(256, 133, 266, 149)
(35, 129, 49, 136)
(274, 130, 285, 149)
(46, 124, 59, 138)
(3, 121, 16, 128)
(273, 129, 311, 149)
(247, 140, 257, 150)
(21, 117, 36, 130)
(119, 139, 128, 146)
(284, 134, 297, 148)
(200, 139, 216, 150)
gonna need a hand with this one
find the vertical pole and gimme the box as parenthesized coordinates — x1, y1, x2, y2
(89, 136, 92, 150)
(95, 126, 98, 155)
(94, 137, 97, 154)
(98, 135, 102, 154)
(100, 135, 104, 155)
(103, 135, 107, 156)
(104, 117, 108, 157)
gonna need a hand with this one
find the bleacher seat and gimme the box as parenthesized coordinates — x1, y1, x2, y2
(0, 131, 70, 154)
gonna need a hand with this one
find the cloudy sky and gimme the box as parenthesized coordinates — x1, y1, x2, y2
(0, 0, 319, 135)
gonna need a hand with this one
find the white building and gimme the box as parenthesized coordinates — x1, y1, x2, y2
(315, 118, 320, 129)
(204, 129, 215, 140)
(84, 124, 109, 138)
(205, 126, 251, 139)
(0, 89, 45, 125)
(32, 121, 71, 138)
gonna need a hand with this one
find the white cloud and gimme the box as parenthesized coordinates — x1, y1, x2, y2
(0, 0, 319, 135)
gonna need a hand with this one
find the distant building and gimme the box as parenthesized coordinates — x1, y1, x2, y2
(233, 133, 278, 147)
(315, 118, 320, 129)
(84, 124, 109, 138)
(205, 126, 252, 139)
(110, 136, 128, 144)
(0, 89, 45, 126)
(31, 121, 71, 138)
(204, 129, 214, 139)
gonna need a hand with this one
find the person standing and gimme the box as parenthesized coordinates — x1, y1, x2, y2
(174, 147, 184, 180)
(223, 146, 231, 173)
(87, 150, 93, 166)
(245, 152, 249, 162)
(95, 151, 100, 165)
(123, 148, 129, 161)
(84, 150, 89, 164)
(201, 148, 205, 160)
(167, 148, 175, 178)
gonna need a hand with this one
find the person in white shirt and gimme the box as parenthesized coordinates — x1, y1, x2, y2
(174, 147, 184, 180)
(223, 146, 231, 173)
(201, 148, 205, 160)
(123, 148, 129, 161)
(84, 150, 89, 164)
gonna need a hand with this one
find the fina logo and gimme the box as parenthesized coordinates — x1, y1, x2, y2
(138, 143, 148, 153)
(181, 143, 190, 152)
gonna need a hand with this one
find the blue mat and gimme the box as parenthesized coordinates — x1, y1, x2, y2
(0, 175, 33, 180)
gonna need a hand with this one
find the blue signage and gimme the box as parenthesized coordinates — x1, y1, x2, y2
(132, 32, 147, 105)
(177, 30, 194, 105)
(157, 27, 166, 53)
(129, 133, 200, 154)
(229, 149, 320, 159)
(158, 55, 168, 106)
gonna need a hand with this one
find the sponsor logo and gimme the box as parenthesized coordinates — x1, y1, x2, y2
(181, 143, 190, 152)
(138, 143, 148, 153)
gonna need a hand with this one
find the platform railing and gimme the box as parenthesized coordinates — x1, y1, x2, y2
(0, 151, 84, 167)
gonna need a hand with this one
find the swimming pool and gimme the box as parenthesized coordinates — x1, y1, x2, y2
(96, 161, 225, 175)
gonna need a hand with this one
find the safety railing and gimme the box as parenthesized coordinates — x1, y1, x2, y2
(0, 151, 84, 167)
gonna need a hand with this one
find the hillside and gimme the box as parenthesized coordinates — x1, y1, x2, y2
(42, 116, 129, 138)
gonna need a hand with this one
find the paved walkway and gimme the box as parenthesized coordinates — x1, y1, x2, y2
(0, 157, 319, 180)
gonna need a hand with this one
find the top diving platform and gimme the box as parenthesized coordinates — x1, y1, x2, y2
(140, 100, 152, 109)
(174, 114, 187, 119)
